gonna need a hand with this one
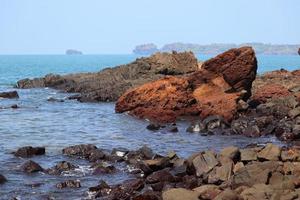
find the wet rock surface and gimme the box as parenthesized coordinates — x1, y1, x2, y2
(21, 160, 44, 173)
(46, 161, 78, 175)
(14, 146, 45, 158)
(16, 51, 198, 102)
(0, 91, 19, 99)
(116, 47, 258, 123)
(6, 143, 300, 199)
(0, 174, 7, 184)
(56, 180, 81, 189)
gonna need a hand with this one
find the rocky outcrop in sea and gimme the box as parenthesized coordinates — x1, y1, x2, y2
(17, 51, 199, 102)
(116, 47, 257, 123)
(65, 49, 83, 55)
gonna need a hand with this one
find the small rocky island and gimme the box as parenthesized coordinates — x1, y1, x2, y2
(133, 43, 159, 55)
(133, 43, 300, 55)
(65, 49, 83, 55)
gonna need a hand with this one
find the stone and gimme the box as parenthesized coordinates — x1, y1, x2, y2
(89, 180, 110, 192)
(293, 124, 300, 138)
(219, 146, 240, 161)
(240, 184, 274, 200)
(243, 125, 260, 137)
(0, 174, 7, 184)
(11, 104, 19, 109)
(186, 121, 206, 133)
(171, 159, 188, 176)
(111, 147, 129, 158)
(62, 144, 97, 158)
(21, 160, 43, 173)
(214, 189, 240, 200)
(143, 158, 170, 171)
(47, 161, 77, 175)
(232, 163, 270, 188)
(215, 160, 233, 181)
(233, 162, 244, 173)
(88, 149, 107, 162)
(146, 124, 162, 131)
(116, 47, 257, 123)
(0, 91, 19, 99)
(192, 151, 218, 177)
(162, 188, 199, 200)
(122, 179, 144, 191)
(203, 115, 227, 131)
(92, 162, 116, 174)
(257, 143, 281, 161)
(281, 149, 300, 161)
(240, 148, 257, 162)
(47, 97, 64, 102)
(193, 185, 221, 199)
(127, 145, 154, 161)
(289, 107, 300, 119)
(56, 180, 81, 189)
(146, 169, 175, 184)
(132, 191, 161, 200)
(14, 146, 45, 158)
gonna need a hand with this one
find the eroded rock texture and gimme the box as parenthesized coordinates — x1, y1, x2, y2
(116, 47, 257, 123)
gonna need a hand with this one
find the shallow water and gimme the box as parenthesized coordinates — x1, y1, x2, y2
(0, 54, 298, 199)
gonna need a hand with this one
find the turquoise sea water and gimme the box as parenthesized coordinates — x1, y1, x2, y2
(0, 54, 299, 199)
(0, 54, 299, 86)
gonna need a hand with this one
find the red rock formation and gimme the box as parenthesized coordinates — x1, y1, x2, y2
(252, 84, 291, 104)
(252, 69, 300, 104)
(115, 47, 257, 123)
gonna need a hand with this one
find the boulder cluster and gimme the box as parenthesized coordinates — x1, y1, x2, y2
(5, 144, 300, 199)
(116, 47, 257, 123)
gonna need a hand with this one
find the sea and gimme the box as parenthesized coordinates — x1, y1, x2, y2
(0, 54, 299, 199)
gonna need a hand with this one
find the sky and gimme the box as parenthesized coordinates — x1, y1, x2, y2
(0, 0, 300, 54)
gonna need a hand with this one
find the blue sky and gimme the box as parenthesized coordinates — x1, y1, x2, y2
(1, 0, 299, 54)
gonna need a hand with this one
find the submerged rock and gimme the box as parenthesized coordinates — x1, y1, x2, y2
(21, 160, 44, 173)
(92, 162, 116, 174)
(56, 180, 81, 189)
(116, 47, 257, 123)
(47, 97, 65, 102)
(0, 91, 19, 99)
(47, 161, 77, 175)
(14, 146, 45, 158)
(17, 51, 198, 102)
(11, 104, 19, 109)
(62, 144, 97, 157)
(0, 174, 7, 184)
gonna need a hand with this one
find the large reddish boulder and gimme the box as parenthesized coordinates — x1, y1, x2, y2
(115, 47, 257, 123)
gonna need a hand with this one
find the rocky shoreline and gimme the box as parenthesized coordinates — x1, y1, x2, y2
(2, 143, 300, 199)
(2, 46, 300, 199)
(9, 47, 300, 142)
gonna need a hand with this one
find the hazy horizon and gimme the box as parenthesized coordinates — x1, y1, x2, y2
(1, 0, 300, 54)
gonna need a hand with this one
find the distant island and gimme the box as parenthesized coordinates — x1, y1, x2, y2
(65, 49, 83, 55)
(133, 43, 300, 55)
